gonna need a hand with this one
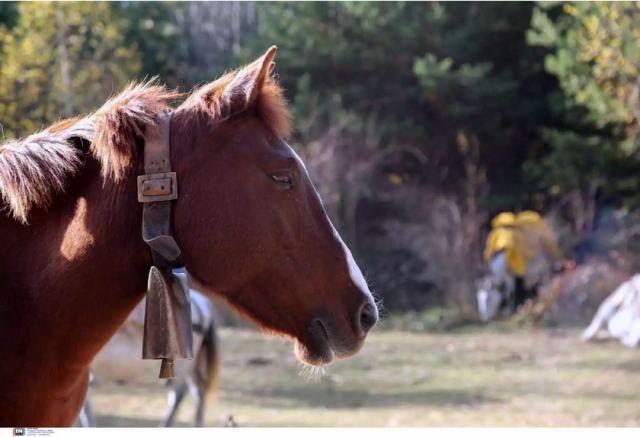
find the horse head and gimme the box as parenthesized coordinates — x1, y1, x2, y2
(169, 47, 378, 366)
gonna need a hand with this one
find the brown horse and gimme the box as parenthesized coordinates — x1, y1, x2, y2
(0, 46, 378, 426)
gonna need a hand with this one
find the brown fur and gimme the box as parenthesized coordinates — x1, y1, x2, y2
(0, 47, 374, 426)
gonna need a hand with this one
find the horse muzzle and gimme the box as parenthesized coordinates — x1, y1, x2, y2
(295, 302, 378, 366)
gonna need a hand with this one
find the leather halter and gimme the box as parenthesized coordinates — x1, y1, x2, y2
(138, 110, 193, 378)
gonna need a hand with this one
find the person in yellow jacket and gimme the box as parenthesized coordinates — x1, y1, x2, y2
(484, 212, 526, 277)
(514, 210, 562, 266)
(480, 210, 562, 319)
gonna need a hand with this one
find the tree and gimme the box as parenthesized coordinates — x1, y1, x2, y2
(109, 2, 257, 89)
(0, 2, 18, 30)
(530, 2, 640, 150)
(527, 2, 640, 239)
(0, 2, 140, 138)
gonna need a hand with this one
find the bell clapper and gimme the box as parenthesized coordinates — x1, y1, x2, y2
(159, 358, 175, 379)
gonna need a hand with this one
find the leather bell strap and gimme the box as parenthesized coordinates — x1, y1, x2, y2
(139, 112, 194, 378)
(139, 110, 181, 266)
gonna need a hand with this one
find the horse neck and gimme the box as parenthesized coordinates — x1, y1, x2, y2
(0, 158, 151, 371)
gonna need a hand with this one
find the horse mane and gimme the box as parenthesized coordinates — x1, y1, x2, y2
(0, 80, 178, 224)
(0, 119, 92, 224)
(91, 80, 180, 181)
(0, 71, 290, 224)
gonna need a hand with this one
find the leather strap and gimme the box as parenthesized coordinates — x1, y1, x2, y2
(139, 110, 193, 379)
(138, 110, 182, 266)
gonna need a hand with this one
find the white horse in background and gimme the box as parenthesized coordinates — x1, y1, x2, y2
(78, 287, 220, 427)
(581, 274, 640, 348)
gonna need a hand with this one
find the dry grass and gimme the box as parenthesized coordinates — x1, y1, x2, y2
(86, 326, 640, 427)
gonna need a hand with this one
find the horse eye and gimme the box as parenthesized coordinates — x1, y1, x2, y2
(270, 173, 294, 188)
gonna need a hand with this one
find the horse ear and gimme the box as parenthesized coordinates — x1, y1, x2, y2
(197, 46, 277, 119)
(224, 46, 277, 109)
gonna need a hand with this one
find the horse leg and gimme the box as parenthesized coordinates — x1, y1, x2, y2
(195, 396, 205, 427)
(192, 383, 206, 428)
(190, 315, 221, 427)
(161, 381, 188, 427)
(186, 371, 208, 427)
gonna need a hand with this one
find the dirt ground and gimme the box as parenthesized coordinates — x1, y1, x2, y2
(86, 325, 640, 427)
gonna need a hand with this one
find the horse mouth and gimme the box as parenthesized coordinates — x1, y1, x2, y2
(294, 319, 336, 366)
(294, 316, 368, 366)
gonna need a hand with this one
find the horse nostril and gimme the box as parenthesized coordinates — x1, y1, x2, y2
(358, 303, 378, 334)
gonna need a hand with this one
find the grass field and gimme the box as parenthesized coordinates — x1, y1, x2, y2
(87, 325, 640, 427)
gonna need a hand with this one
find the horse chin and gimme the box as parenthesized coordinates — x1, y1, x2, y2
(294, 315, 370, 366)
(294, 339, 335, 366)
(295, 316, 339, 365)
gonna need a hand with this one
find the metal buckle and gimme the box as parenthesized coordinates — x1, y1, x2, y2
(137, 172, 178, 203)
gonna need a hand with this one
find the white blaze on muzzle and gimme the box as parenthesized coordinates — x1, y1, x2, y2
(286, 142, 377, 315)
(331, 225, 377, 308)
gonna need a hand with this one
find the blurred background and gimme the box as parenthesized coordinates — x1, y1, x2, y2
(2, 1, 640, 427)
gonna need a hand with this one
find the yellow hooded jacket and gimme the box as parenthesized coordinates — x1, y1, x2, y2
(484, 211, 561, 277)
(514, 210, 562, 262)
(484, 212, 524, 276)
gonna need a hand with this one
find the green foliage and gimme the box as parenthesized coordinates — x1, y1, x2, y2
(527, 2, 640, 209)
(112, 2, 186, 87)
(531, 2, 640, 144)
(241, 2, 441, 145)
(0, 2, 18, 30)
(525, 129, 636, 195)
(0, 2, 140, 138)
